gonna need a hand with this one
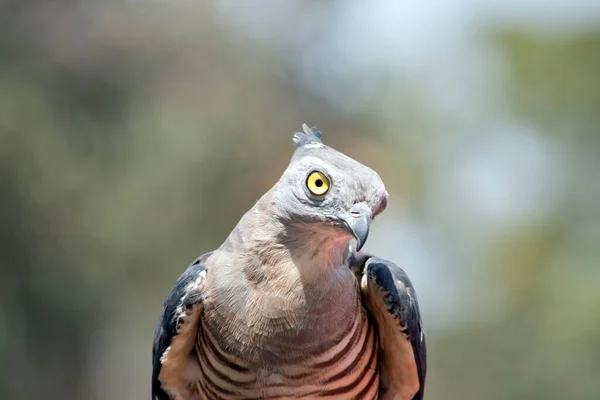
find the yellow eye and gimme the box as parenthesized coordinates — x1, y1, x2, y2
(306, 171, 330, 196)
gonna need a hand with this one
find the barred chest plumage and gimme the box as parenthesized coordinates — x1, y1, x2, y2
(189, 296, 380, 400)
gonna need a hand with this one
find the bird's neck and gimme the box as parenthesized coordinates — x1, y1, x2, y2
(280, 223, 352, 271)
(207, 198, 360, 360)
(239, 197, 353, 273)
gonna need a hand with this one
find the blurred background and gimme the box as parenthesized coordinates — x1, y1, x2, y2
(1, 1, 599, 399)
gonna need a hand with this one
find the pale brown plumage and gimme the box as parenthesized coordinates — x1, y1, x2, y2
(152, 125, 426, 399)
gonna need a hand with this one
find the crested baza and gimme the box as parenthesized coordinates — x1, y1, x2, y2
(152, 123, 426, 400)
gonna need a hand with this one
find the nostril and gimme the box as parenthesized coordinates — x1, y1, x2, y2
(349, 202, 371, 218)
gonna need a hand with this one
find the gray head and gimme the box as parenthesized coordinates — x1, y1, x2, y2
(271, 124, 388, 251)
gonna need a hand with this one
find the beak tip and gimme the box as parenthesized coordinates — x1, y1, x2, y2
(355, 240, 365, 252)
(351, 226, 369, 252)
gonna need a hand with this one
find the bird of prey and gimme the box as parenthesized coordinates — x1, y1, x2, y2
(152, 124, 426, 400)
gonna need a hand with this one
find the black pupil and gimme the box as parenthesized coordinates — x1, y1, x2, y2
(315, 179, 323, 188)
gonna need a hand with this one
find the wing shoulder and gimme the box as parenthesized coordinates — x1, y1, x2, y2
(152, 252, 212, 400)
(355, 255, 427, 400)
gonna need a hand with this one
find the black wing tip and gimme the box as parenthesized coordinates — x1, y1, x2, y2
(367, 257, 415, 286)
(412, 389, 425, 400)
(152, 381, 170, 400)
(364, 255, 427, 398)
(151, 253, 213, 400)
(364, 258, 404, 312)
(365, 256, 423, 319)
(411, 332, 427, 400)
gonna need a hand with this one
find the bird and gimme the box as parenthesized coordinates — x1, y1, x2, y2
(152, 124, 427, 400)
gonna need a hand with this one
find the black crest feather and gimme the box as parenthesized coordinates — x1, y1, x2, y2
(293, 123, 323, 148)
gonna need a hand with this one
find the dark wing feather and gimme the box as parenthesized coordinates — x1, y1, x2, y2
(356, 255, 427, 400)
(384, 261, 427, 400)
(151, 252, 212, 400)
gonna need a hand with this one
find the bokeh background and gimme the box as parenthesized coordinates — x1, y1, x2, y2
(1, 1, 599, 399)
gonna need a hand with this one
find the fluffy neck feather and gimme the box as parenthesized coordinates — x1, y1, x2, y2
(206, 195, 359, 362)
(247, 192, 352, 273)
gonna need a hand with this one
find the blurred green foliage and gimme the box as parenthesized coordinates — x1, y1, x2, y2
(1, 2, 599, 399)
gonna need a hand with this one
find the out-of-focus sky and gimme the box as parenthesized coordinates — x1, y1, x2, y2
(1, 1, 599, 399)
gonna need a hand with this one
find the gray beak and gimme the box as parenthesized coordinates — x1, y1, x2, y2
(341, 203, 372, 251)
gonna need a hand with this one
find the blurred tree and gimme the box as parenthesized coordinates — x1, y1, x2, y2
(426, 29, 600, 400)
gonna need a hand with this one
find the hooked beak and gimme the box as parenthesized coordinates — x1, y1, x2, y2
(341, 203, 372, 251)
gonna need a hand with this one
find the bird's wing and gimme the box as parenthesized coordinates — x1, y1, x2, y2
(152, 252, 213, 400)
(355, 255, 427, 400)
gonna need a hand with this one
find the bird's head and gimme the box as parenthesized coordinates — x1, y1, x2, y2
(270, 124, 388, 252)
